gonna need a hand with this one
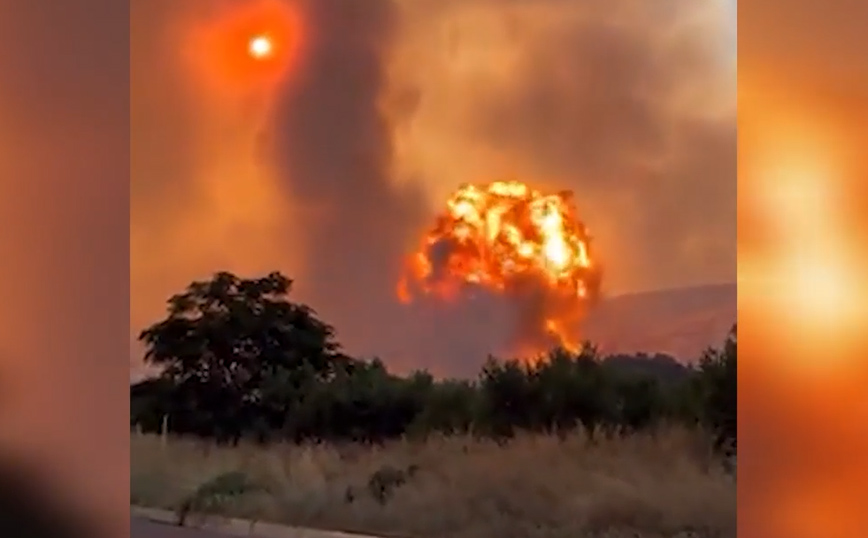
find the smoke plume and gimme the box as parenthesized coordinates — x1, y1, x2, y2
(266, 0, 431, 368)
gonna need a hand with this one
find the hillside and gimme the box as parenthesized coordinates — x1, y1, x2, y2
(584, 283, 737, 363)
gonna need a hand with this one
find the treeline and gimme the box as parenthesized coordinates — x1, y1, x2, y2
(130, 272, 736, 453)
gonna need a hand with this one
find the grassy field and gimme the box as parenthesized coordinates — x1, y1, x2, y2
(131, 429, 735, 538)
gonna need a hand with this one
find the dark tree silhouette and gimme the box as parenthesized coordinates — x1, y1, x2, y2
(138, 271, 343, 443)
(697, 324, 737, 454)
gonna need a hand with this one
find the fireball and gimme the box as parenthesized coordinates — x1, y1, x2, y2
(398, 180, 602, 354)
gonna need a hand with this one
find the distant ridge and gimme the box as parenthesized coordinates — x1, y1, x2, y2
(584, 283, 736, 363)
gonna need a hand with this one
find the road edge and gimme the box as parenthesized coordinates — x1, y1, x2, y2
(131, 506, 387, 538)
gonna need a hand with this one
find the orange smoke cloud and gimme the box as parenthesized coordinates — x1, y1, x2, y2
(185, 0, 305, 96)
(399, 180, 602, 355)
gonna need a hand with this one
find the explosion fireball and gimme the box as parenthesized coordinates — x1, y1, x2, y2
(398, 180, 602, 356)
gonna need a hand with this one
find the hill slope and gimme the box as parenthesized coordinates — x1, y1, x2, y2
(583, 283, 736, 363)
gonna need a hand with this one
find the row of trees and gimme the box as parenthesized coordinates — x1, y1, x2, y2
(131, 272, 736, 453)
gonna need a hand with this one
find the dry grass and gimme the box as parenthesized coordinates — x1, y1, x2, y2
(131, 429, 735, 538)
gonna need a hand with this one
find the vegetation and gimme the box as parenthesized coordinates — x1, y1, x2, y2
(132, 429, 734, 538)
(130, 271, 736, 537)
(132, 271, 736, 451)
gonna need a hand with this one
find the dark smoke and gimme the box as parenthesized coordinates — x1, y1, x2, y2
(267, 0, 529, 373)
(269, 0, 432, 368)
(474, 9, 735, 292)
(266, 0, 732, 375)
(427, 237, 460, 282)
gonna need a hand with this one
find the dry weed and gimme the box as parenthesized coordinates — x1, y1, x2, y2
(131, 428, 734, 538)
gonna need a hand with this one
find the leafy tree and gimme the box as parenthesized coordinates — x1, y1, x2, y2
(530, 345, 610, 439)
(411, 378, 480, 436)
(614, 376, 664, 434)
(130, 377, 173, 431)
(478, 357, 536, 439)
(138, 271, 343, 442)
(697, 325, 737, 454)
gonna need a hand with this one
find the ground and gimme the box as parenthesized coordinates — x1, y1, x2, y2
(131, 429, 735, 538)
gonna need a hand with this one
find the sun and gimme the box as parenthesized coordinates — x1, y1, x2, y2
(185, 0, 305, 95)
(248, 35, 273, 59)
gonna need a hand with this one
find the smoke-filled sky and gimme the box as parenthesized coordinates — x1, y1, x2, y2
(131, 0, 735, 375)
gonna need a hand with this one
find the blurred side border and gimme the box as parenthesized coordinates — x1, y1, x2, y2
(0, 1, 129, 537)
(739, 0, 868, 537)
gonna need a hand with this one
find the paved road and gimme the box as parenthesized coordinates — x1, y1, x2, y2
(131, 518, 236, 538)
(130, 511, 379, 538)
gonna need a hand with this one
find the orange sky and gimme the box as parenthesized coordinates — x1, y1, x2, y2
(131, 0, 735, 374)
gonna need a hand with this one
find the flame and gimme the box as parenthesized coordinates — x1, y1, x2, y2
(399, 180, 601, 354)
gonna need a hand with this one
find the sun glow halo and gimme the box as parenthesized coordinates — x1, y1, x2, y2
(186, 0, 304, 95)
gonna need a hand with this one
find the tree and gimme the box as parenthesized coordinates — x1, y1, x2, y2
(697, 324, 737, 454)
(531, 346, 608, 438)
(478, 356, 537, 439)
(130, 377, 173, 432)
(138, 271, 343, 442)
(613, 376, 664, 434)
(410, 378, 479, 437)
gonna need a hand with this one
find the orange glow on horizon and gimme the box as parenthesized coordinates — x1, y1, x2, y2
(186, 0, 305, 96)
